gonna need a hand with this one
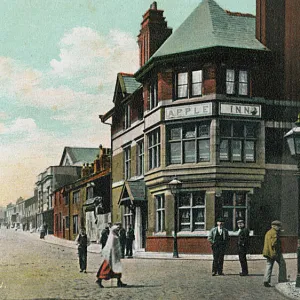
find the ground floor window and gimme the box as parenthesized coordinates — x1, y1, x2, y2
(220, 191, 248, 231)
(178, 191, 206, 231)
(73, 215, 79, 234)
(155, 195, 165, 232)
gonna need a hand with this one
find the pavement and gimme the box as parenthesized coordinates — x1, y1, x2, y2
(21, 229, 300, 300)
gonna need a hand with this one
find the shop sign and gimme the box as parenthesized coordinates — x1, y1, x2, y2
(220, 103, 261, 118)
(165, 102, 212, 120)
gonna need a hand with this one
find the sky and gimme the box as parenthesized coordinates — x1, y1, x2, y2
(0, 0, 256, 206)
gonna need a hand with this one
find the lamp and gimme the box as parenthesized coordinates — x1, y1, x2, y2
(168, 176, 182, 258)
(284, 113, 300, 288)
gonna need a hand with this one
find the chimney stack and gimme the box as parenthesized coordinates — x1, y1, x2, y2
(138, 2, 172, 67)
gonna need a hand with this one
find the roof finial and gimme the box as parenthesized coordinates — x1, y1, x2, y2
(150, 1, 157, 10)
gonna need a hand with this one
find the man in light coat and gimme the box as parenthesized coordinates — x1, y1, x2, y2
(262, 220, 287, 287)
(208, 218, 230, 276)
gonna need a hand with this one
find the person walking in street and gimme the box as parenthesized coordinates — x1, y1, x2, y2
(95, 224, 127, 288)
(237, 219, 250, 276)
(75, 227, 90, 273)
(125, 224, 135, 258)
(118, 223, 126, 259)
(39, 222, 46, 239)
(208, 218, 229, 276)
(100, 226, 109, 249)
(262, 220, 287, 287)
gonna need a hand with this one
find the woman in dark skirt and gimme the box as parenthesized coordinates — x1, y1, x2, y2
(95, 225, 127, 288)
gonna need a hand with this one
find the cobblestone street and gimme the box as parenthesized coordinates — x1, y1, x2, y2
(0, 228, 294, 300)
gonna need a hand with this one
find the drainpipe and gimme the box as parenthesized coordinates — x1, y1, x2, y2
(99, 115, 113, 223)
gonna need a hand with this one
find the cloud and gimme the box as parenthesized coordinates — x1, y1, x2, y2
(0, 118, 37, 135)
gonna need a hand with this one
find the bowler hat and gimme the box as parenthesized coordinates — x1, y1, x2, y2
(271, 220, 282, 226)
(237, 219, 244, 224)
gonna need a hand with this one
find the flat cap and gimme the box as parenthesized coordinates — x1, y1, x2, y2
(271, 220, 282, 226)
(217, 217, 225, 223)
(237, 219, 244, 224)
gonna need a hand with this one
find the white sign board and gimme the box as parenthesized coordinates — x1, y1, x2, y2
(165, 103, 212, 120)
(220, 103, 261, 118)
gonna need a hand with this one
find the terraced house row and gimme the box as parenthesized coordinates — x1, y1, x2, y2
(100, 0, 300, 254)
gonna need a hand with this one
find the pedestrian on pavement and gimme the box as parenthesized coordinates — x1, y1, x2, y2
(207, 217, 229, 276)
(118, 223, 126, 259)
(95, 224, 127, 288)
(100, 226, 110, 249)
(40, 223, 46, 239)
(125, 224, 135, 258)
(262, 220, 287, 287)
(75, 227, 90, 273)
(236, 219, 250, 276)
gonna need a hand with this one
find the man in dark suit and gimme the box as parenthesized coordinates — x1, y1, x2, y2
(125, 224, 135, 257)
(208, 218, 229, 276)
(237, 219, 250, 276)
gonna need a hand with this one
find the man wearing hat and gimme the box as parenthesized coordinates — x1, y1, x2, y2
(208, 218, 230, 276)
(262, 220, 287, 287)
(237, 219, 250, 276)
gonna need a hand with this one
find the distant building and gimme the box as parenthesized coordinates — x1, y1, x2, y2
(53, 146, 111, 241)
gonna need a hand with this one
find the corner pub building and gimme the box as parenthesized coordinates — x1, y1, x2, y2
(100, 0, 300, 254)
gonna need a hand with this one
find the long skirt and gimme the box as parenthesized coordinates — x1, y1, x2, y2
(96, 260, 121, 280)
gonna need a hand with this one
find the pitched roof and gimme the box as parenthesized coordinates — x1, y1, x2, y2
(152, 0, 268, 59)
(118, 73, 141, 95)
(60, 147, 100, 166)
(118, 180, 146, 205)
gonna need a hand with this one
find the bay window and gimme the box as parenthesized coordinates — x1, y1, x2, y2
(220, 121, 257, 163)
(178, 191, 206, 231)
(176, 69, 202, 99)
(226, 69, 249, 96)
(168, 122, 210, 165)
(220, 191, 248, 231)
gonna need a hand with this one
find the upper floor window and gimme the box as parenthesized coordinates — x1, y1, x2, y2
(226, 69, 248, 96)
(64, 194, 69, 205)
(149, 79, 158, 110)
(167, 122, 210, 165)
(137, 140, 144, 176)
(148, 129, 160, 170)
(155, 194, 165, 232)
(124, 104, 131, 129)
(124, 146, 131, 180)
(176, 70, 202, 99)
(73, 191, 80, 204)
(178, 191, 206, 231)
(86, 186, 94, 200)
(220, 121, 257, 163)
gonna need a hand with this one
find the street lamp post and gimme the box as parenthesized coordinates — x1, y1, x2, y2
(284, 113, 300, 288)
(168, 177, 182, 258)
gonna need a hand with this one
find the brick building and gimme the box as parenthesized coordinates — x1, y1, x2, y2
(100, 0, 300, 254)
(53, 146, 111, 241)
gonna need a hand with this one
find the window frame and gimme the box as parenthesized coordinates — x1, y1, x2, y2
(175, 69, 203, 100)
(155, 194, 165, 232)
(226, 69, 249, 97)
(124, 104, 131, 129)
(123, 206, 134, 231)
(124, 146, 131, 180)
(73, 191, 80, 204)
(148, 128, 161, 170)
(220, 121, 257, 163)
(73, 214, 79, 234)
(178, 191, 206, 232)
(137, 140, 144, 176)
(221, 191, 248, 231)
(149, 78, 158, 110)
(167, 122, 210, 165)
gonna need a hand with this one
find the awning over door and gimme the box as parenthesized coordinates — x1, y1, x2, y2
(118, 180, 146, 206)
